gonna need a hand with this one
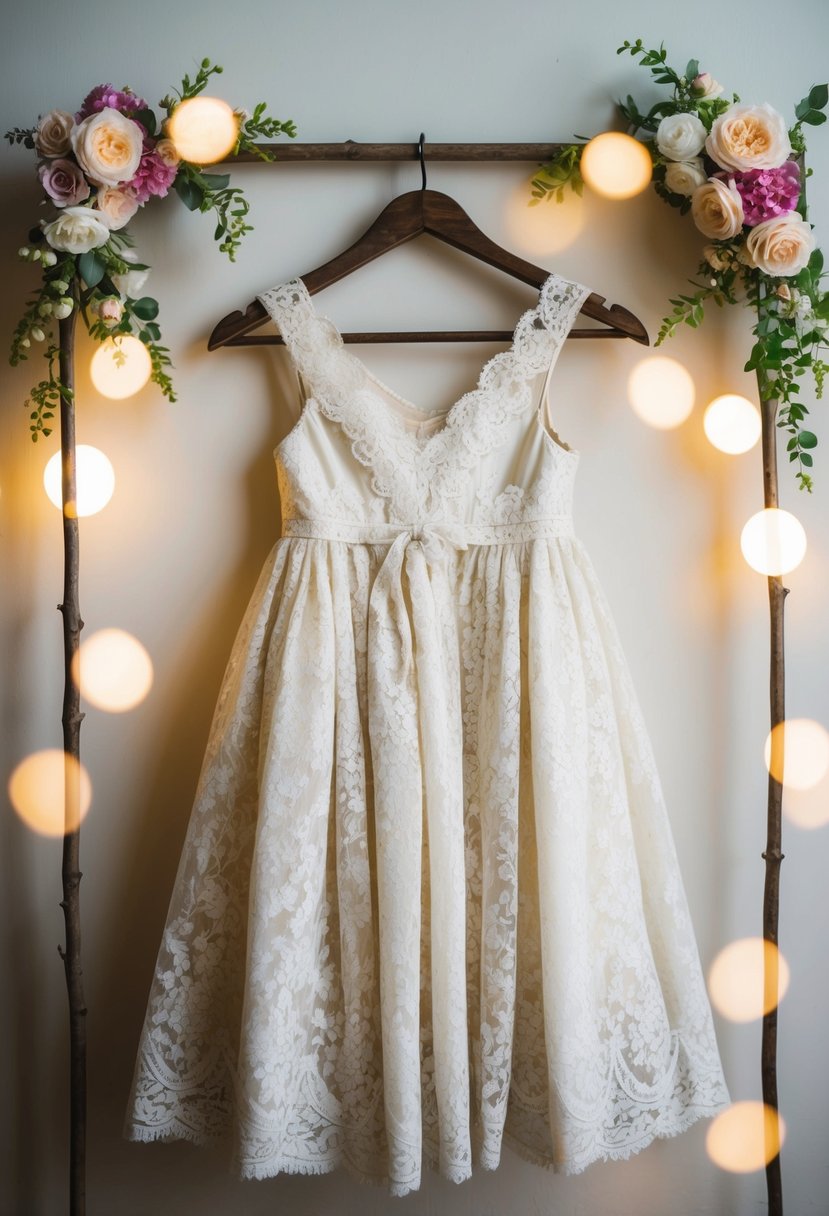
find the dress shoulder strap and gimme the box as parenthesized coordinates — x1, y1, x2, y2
(257, 278, 365, 407)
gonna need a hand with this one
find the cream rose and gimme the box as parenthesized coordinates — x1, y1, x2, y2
(744, 213, 815, 276)
(98, 297, 124, 326)
(35, 109, 75, 157)
(110, 248, 149, 297)
(95, 186, 140, 230)
(705, 102, 792, 172)
(664, 158, 707, 196)
(71, 107, 143, 187)
(41, 204, 110, 254)
(703, 244, 730, 271)
(691, 72, 724, 100)
(154, 138, 180, 167)
(656, 112, 707, 162)
(691, 177, 745, 239)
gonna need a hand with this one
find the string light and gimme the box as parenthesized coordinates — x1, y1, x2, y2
(580, 132, 652, 200)
(90, 335, 152, 400)
(708, 938, 789, 1022)
(71, 628, 154, 713)
(167, 96, 239, 164)
(740, 508, 807, 575)
(764, 717, 829, 790)
(703, 393, 762, 455)
(43, 445, 115, 517)
(627, 355, 695, 429)
(706, 1102, 786, 1173)
(8, 749, 92, 837)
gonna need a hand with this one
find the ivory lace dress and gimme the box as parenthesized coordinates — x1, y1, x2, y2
(124, 270, 730, 1195)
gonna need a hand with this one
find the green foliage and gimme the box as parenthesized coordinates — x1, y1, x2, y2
(5, 126, 35, 148)
(24, 343, 71, 442)
(529, 144, 584, 205)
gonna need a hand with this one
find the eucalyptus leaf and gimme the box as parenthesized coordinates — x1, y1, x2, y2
(174, 175, 204, 211)
(78, 250, 106, 289)
(808, 83, 828, 110)
(132, 296, 159, 321)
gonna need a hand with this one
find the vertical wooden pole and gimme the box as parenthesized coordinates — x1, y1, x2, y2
(757, 367, 787, 1216)
(55, 296, 87, 1216)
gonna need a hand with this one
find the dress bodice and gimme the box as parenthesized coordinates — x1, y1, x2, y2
(258, 272, 592, 534)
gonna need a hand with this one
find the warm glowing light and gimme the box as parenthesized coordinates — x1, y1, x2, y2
(168, 96, 238, 164)
(740, 508, 807, 575)
(764, 717, 829, 790)
(706, 1102, 786, 1173)
(703, 394, 762, 455)
(8, 749, 92, 837)
(580, 132, 652, 200)
(783, 768, 829, 829)
(90, 335, 152, 400)
(71, 628, 154, 713)
(43, 445, 115, 517)
(508, 178, 586, 254)
(708, 938, 790, 1023)
(627, 356, 695, 430)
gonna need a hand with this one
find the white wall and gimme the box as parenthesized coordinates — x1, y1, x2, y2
(2, 2, 828, 1213)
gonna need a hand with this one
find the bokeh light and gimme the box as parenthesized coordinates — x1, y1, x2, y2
(43, 445, 115, 517)
(708, 937, 790, 1023)
(764, 717, 829, 790)
(703, 394, 762, 455)
(90, 335, 152, 400)
(580, 132, 652, 200)
(167, 96, 239, 164)
(71, 628, 154, 713)
(8, 749, 92, 837)
(740, 508, 807, 575)
(508, 178, 586, 255)
(627, 356, 695, 429)
(706, 1102, 786, 1173)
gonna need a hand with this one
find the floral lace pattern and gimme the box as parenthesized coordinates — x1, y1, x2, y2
(124, 270, 730, 1196)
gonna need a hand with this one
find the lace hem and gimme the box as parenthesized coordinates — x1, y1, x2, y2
(124, 1032, 730, 1195)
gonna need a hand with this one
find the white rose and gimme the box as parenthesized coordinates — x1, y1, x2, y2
(41, 205, 110, 254)
(95, 186, 140, 230)
(691, 177, 745, 239)
(656, 112, 707, 162)
(705, 102, 792, 172)
(664, 158, 707, 196)
(71, 107, 143, 187)
(110, 248, 149, 297)
(744, 213, 816, 277)
(153, 138, 180, 167)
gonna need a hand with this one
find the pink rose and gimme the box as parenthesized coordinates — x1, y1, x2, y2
(97, 297, 124, 326)
(38, 158, 91, 207)
(94, 185, 139, 230)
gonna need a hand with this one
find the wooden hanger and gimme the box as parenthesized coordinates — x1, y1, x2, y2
(208, 134, 649, 350)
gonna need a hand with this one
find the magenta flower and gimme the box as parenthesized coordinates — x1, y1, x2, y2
(38, 157, 91, 207)
(730, 161, 801, 227)
(128, 137, 179, 203)
(75, 84, 149, 123)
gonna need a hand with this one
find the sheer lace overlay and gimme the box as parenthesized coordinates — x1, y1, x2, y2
(124, 270, 730, 1196)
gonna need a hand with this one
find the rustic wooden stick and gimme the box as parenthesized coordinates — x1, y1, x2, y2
(55, 295, 87, 1216)
(756, 342, 787, 1216)
(220, 138, 571, 163)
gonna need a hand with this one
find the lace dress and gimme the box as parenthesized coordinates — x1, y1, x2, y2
(124, 270, 730, 1196)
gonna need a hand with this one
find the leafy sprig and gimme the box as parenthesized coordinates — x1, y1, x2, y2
(529, 144, 584, 205)
(24, 343, 71, 441)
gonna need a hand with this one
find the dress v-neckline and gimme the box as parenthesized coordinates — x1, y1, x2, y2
(287, 269, 570, 457)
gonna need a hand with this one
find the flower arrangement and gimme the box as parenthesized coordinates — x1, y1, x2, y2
(5, 59, 296, 440)
(531, 40, 829, 492)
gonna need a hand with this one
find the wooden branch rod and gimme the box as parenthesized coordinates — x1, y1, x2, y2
(221, 139, 570, 164)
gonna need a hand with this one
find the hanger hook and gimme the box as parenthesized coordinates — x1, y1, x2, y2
(418, 132, 427, 191)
